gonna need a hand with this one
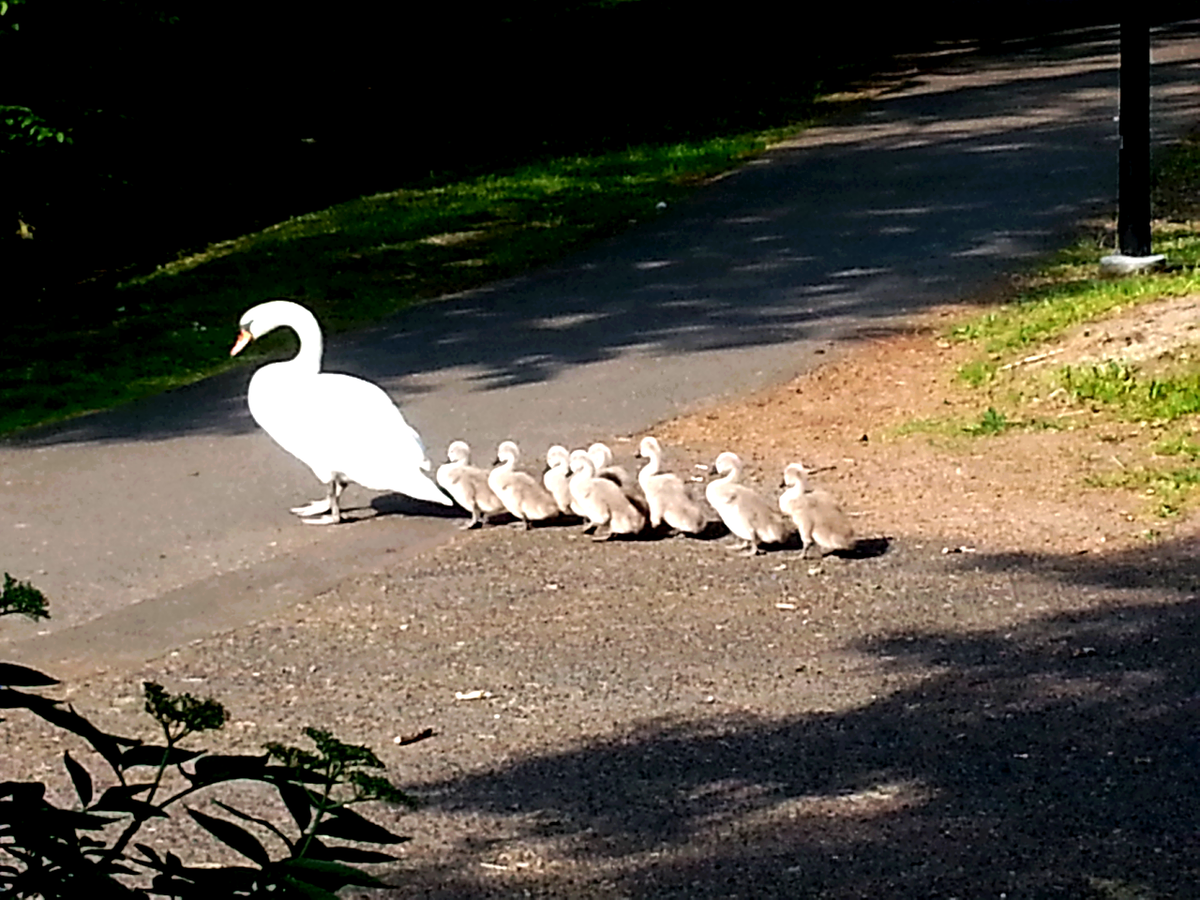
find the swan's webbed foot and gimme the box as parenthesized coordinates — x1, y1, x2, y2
(291, 498, 332, 517)
(300, 512, 342, 526)
(296, 479, 343, 525)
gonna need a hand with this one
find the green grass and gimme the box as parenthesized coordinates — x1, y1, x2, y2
(961, 406, 1014, 435)
(1086, 462, 1200, 518)
(1054, 361, 1200, 422)
(948, 228, 1200, 359)
(1, 133, 807, 434)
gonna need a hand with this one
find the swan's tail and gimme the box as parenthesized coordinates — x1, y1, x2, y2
(396, 469, 454, 506)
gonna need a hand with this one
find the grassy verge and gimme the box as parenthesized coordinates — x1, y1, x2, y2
(936, 132, 1200, 515)
(2, 129, 821, 435)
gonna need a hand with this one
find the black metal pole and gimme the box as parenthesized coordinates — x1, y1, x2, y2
(1118, 13, 1151, 256)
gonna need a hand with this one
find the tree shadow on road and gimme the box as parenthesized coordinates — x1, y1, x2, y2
(9, 20, 1200, 452)
(383, 568, 1199, 898)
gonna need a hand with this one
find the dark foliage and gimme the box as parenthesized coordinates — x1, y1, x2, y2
(0, 675, 418, 898)
(9, 0, 1192, 306)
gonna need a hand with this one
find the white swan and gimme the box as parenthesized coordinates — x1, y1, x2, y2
(487, 441, 559, 529)
(569, 450, 645, 540)
(705, 451, 789, 555)
(779, 463, 855, 557)
(230, 299, 450, 524)
(636, 436, 706, 535)
(437, 440, 506, 529)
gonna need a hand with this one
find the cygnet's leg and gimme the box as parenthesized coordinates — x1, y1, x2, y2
(743, 536, 764, 557)
(725, 537, 752, 553)
(301, 479, 345, 526)
(461, 502, 484, 530)
(797, 521, 816, 557)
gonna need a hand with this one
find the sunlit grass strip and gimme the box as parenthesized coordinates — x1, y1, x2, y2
(950, 235, 1200, 356)
(1, 134, 793, 434)
(1086, 463, 1200, 518)
(1055, 362, 1200, 423)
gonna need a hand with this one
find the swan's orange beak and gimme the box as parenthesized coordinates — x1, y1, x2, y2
(230, 328, 253, 357)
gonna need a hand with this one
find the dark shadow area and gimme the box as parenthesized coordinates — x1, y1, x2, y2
(835, 536, 892, 560)
(387, 592, 1199, 898)
(967, 531, 1200, 596)
(5, 19, 1200, 450)
(9, 5, 1189, 296)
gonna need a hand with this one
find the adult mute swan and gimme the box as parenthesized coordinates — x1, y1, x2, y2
(230, 299, 450, 524)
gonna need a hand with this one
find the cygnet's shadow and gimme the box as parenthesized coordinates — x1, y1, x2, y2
(833, 536, 891, 559)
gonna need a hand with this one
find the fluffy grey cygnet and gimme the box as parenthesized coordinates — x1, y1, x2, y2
(705, 451, 788, 556)
(636, 436, 706, 535)
(779, 462, 855, 557)
(436, 440, 506, 529)
(569, 450, 645, 540)
(487, 441, 560, 529)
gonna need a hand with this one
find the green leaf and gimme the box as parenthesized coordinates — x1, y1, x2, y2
(63, 751, 92, 807)
(187, 807, 272, 866)
(304, 839, 399, 864)
(280, 857, 382, 887)
(92, 784, 165, 818)
(211, 799, 292, 850)
(120, 745, 203, 768)
(190, 754, 268, 785)
(314, 807, 410, 845)
(277, 781, 312, 831)
(31, 704, 135, 772)
(0, 687, 58, 711)
(0, 663, 58, 687)
(278, 874, 342, 900)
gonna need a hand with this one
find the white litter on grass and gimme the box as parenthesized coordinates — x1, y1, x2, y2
(775, 602, 797, 610)
(1099, 253, 1165, 276)
(455, 690, 493, 701)
(941, 545, 977, 554)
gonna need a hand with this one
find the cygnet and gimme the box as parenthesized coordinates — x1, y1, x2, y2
(487, 441, 560, 529)
(779, 462, 855, 557)
(705, 451, 789, 556)
(569, 450, 645, 540)
(436, 440, 507, 529)
(636, 436, 706, 534)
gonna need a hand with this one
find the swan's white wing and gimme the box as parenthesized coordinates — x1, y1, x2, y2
(247, 367, 449, 504)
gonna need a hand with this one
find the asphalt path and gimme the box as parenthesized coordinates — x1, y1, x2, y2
(3, 22, 1199, 675)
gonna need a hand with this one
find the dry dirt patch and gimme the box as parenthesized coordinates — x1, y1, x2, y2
(657, 299, 1200, 556)
(1028, 293, 1200, 369)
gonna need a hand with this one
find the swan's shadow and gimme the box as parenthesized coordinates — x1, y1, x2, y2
(368, 493, 467, 520)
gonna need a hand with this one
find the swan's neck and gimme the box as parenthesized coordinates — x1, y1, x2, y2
(284, 308, 323, 374)
(715, 465, 740, 487)
(639, 450, 661, 483)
